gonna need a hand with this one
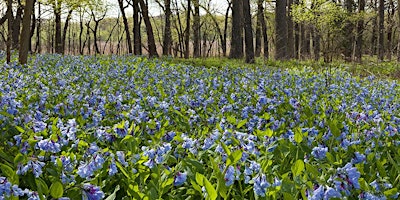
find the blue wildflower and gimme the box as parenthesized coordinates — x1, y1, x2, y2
(309, 185, 324, 200)
(224, 166, 235, 186)
(351, 152, 366, 164)
(311, 146, 328, 160)
(82, 184, 105, 200)
(116, 151, 128, 167)
(324, 186, 342, 199)
(253, 174, 269, 197)
(174, 172, 187, 186)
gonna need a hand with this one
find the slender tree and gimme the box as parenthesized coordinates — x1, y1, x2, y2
(287, 0, 295, 59)
(229, 0, 243, 59)
(343, 0, 354, 62)
(243, 0, 254, 63)
(6, 0, 12, 63)
(193, 0, 200, 57)
(275, 0, 287, 60)
(133, 0, 142, 55)
(255, 0, 263, 57)
(355, 0, 365, 62)
(397, 0, 400, 61)
(184, 0, 191, 58)
(118, 0, 132, 54)
(163, 0, 172, 56)
(19, 0, 34, 64)
(378, 0, 384, 61)
(139, 0, 158, 57)
(386, 0, 394, 60)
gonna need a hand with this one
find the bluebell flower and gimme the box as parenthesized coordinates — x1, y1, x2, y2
(33, 120, 47, 133)
(11, 185, 25, 196)
(311, 146, 328, 160)
(82, 184, 105, 200)
(369, 180, 380, 191)
(143, 159, 155, 169)
(224, 166, 235, 186)
(324, 186, 341, 199)
(116, 151, 128, 167)
(163, 131, 175, 142)
(108, 160, 118, 176)
(37, 139, 61, 153)
(0, 177, 12, 196)
(309, 185, 324, 200)
(253, 174, 269, 197)
(174, 172, 187, 186)
(351, 152, 366, 164)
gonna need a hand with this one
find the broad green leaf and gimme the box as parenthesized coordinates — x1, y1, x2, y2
(294, 128, 303, 144)
(204, 177, 217, 200)
(291, 159, 305, 177)
(237, 119, 247, 129)
(195, 172, 205, 186)
(227, 150, 242, 166)
(105, 185, 120, 200)
(49, 181, 63, 198)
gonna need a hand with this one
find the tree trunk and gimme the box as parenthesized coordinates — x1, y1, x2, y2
(19, 0, 34, 65)
(243, 0, 254, 63)
(133, 0, 142, 55)
(255, 0, 263, 57)
(118, 0, 133, 54)
(371, 0, 377, 55)
(222, 2, 231, 57)
(184, 0, 191, 58)
(62, 9, 73, 54)
(6, 0, 12, 63)
(378, 0, 384, 61)
(139, 0, 158, 57)
(54, 2, 62, 54)
(386, 0, 394, 60)
(275, 0, 287, 60)
(343, 0, 354, 62)
(193, 0, 200, 57)
(162, 0, 172, 56)
(229, 0, 243, 59)
(355, 0, 365, 62)
(29, 0, 36, 53)
(35, 2, 41, 53)
(12, 2, 23, 50)
(287, 0, 295, 59)
(397, 0, 400, 61)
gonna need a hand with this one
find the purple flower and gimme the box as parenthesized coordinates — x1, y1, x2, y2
(311, 146, 328, 160)
(174, 172, 187, 186)
(224, 166, 235, 186)
(82, 184, 105, 200)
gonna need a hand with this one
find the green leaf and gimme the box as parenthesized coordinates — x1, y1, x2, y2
(14, 153, 25, 166)
(49, 181, 64, 198)
(105, 185, 120, 200)
(204, 177, 217, 200)
(220, 142, 231, 155)
(291, 159, 305, 177)
(15, 126, 25, 133)
(237, 119, 248, 129)
(227, 150, 242, 166)
(294, 128, 303, 143)
(36, 178, 49, 199)
(195, 172, 205, 187)
(384, 188, 398, 197)
(161, 178, 174, 188)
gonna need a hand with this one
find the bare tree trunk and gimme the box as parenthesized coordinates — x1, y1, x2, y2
(6, 0, 12, 63)
(386, 0, 394, 60)
(371, 0, 377, 55)
(397, 0, 400, 61)
(229, 0, 243, 59)
(90, 11, 106, 54)
(79, 11, 84, 55)
(255, 0, 263, 57)
(163, 0, 172, 56)
(29, 0, 36, 53)
(35, 2, 41, 53)
(222, 1, 231, 57)
(287, 0, 295, 59)
(62, 9, 73, 54)
(243, 0, 254, 63)
(184, 0, 191, 58)
(133, 0, 142, 55)
(19, 0, 34, 64)
(193, 0, 200, 57)
(118, 0, 133, 54)
(275, 0, 287, 60)
(139, 0, 158, 57)
(378, 0, 385, 61)
(343, 0, 354, 62)
(54, 1, 62, 54)
(12, 1, 23, 50)
(355, 0, 365, 62)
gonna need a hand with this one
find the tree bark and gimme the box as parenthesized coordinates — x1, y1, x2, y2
(378, 0, 384, 61)
(355, 0, 365, 62)
(343, 0, 354, 62)
(62, 9, 73, 54)
(133, 0, 142, 55)
(287, 0, 295, 59)
(19, 0, 34, 64)
(193, 0, 200, 57)
(229, 0, 243, 59)
(370, 0, 377, 55)
(243, 0, 254, 63)
(162, 0, 172, 56)
(118, 0, 133, 54)
(386, 0, 394, 60)
(54, 1, 62, 54)
(397, 0, 400, 61)
(6, 0, 12, 63)
(29, 0, 36, 53)
(275, 0, 287, 60)
(255, 0, 263, 57)
(184, 0, 191, 58)
(35, 2, 41, 53)
(139, 0, 158, 57)
(12, 1, 23, 49)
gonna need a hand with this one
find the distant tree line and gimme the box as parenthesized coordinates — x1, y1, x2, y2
(0, 0, 399, 64)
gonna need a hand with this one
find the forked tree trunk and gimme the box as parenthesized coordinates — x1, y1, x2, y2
(62, 9, 73, 54)
(118, 0, 133, 54)
(139, 0, 158, 57)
